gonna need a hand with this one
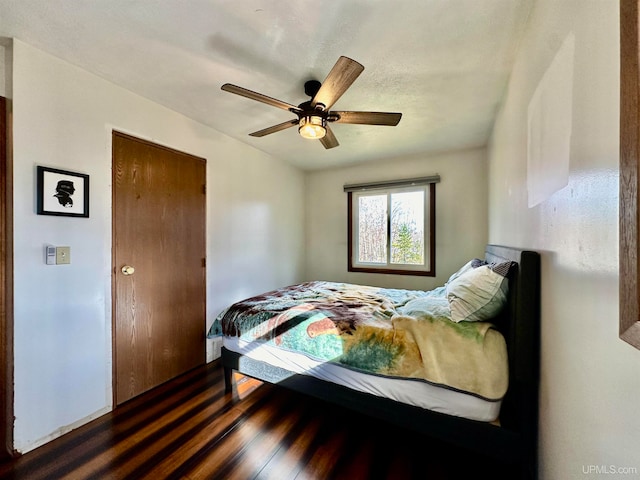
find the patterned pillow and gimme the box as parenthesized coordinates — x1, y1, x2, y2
(446, 261, 513, 323)
(445, 258, 488, 285)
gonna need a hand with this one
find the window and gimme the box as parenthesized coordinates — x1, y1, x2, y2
(345, 176, 438, 276)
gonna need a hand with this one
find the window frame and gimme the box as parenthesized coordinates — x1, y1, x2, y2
(347, 181, 436, 276)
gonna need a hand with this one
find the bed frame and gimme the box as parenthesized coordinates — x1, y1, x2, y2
(222, 245, 540, 478)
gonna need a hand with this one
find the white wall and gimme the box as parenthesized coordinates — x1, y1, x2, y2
(305, 148, 488, 290)
(488, 1, 640, 478)
(11, 40, 305, 453)
(0, 44, 5, 97)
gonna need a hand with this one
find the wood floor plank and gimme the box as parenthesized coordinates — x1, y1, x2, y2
(38, 370, 224, 479)
(220, 398, 306, 480)
(294, 420, 351, 480)
(66, 386, 224, 478)
(0, 360, 518, 480)
(255, 411, 324, 480)
(3, 365, 222, 480)
(330, 437, 376, 480)
(138, 390, 275, 478)
(111, 378, 275, 479)
(179, 390, 294, 479)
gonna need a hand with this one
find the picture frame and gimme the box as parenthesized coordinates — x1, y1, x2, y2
(37, 166, 90, 218)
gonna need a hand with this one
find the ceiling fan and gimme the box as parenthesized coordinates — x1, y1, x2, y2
(221, 56, 402, 149)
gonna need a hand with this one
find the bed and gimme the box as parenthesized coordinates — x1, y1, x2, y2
(209, 245, 540, 478)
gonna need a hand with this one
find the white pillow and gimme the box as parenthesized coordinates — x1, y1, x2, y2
(446, 262, 511, 323)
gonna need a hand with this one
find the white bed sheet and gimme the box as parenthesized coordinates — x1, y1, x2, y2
(224, 336, 502, 422)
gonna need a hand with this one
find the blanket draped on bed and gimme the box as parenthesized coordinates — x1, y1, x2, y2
(209, 281, 508, 401)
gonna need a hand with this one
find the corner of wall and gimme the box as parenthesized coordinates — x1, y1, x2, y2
(0, 37, 13, 99)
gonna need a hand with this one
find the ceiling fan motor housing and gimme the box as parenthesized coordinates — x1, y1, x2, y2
(304, 80, 322, 98)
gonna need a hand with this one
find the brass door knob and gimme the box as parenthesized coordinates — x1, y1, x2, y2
(121, 265, 135, 276)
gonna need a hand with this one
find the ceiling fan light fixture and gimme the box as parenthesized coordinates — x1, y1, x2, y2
(298, 115, 326, 139)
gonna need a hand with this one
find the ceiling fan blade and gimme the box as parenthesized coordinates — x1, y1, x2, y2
(332, 111, 402, 126)
(249, 119, 298, 137)
(311, 57, 364, 111)
(320, 125, 339, 149)
(222, 84, 301, 113)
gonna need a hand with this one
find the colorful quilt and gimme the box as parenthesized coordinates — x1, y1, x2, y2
(209, 281, 508, 400)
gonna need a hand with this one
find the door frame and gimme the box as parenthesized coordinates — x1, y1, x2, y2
(0, 96, 14, 458)
(620, 0, 640, 350)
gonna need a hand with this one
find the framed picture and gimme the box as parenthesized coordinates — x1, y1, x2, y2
(37, 166, 89, 218)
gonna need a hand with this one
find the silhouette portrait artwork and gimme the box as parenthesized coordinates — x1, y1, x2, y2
(37, 166, 89, 217)
(54, 180, 75, 208)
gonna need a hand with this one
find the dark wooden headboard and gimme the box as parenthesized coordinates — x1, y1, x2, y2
(485, 245, 540, 446)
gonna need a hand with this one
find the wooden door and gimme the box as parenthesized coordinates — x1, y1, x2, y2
(112, 131, 206, 405)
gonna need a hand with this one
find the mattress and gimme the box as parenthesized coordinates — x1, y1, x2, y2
(223, 335, 503, 422)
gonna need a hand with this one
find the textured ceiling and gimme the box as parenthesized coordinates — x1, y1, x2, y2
(0, 0, 532, 170)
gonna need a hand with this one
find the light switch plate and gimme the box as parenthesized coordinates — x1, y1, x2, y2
(56, 246, 71, 265)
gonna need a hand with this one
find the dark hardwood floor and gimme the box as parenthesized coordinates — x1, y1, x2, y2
(0, 361, 517, 479)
